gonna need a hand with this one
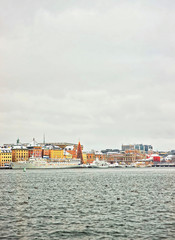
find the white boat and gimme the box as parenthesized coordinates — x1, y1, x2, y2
(11, 156, 81, 169)
(117, 164, 126, 168)
(108, 162, 119, 168)
(88, 159, 109, 168)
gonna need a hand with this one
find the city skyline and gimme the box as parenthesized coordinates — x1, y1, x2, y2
(1, 0, 175, 151)
(0, 137, 172, 153)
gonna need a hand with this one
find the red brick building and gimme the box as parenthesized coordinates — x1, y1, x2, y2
(28, 146, 42, 158)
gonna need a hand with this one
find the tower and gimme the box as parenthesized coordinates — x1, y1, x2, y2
(77, 141, 83, 164)
(17, 138, 20, 145)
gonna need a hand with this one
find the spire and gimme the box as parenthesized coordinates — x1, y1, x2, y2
(43, 134, 45, 145)
(77, 141, 83, 164)
(17, 138, 20, 145)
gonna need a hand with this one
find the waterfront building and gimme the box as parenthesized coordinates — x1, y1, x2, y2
(27, 138, 42, 158)
(42, 148, 50, 159)
(12, 146, 29, 162)
(165, 155, 175, 162)
(95, 151, 104, 161)
(28, 146, 42, 158)
(148, 154, 161, 162)
(0, 148, 12, 167)
(64, 145, 77, 158)
(106, 152, 123, 163)
(86, 151, 96, 163)
(82, 152, 87, 164)
(122, 151, 136, 164)
(50, 147, 64, 159)
(122, 150, 146, 164)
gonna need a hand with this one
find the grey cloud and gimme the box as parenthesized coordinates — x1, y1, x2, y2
(0, 0, 175, 150)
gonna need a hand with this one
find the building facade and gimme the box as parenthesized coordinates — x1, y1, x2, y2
(86, 152, 96, 163)
(122, 144, 153, 153)
(12, 147, 29, 162)
(28, 146, 42, 158)
(50, 148, 64, 159)
(0, 149, 12, 167)
(42, 148, 50, 158)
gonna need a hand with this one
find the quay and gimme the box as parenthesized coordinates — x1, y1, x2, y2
(0, 166, 12, 170)
(152, 163, 175, 167)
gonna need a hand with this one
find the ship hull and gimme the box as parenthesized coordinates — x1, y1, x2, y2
(11, 159, 81, 169)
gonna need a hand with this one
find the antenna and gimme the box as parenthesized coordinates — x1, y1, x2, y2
(43, 134, 45, 145)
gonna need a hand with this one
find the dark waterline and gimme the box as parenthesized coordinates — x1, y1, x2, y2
(0, 168, 175, 239)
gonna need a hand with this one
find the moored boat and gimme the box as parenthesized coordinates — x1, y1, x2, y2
(88, 159, 109, 168)
(11, 156, 81, 169)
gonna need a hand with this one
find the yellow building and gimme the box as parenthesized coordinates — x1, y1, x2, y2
(12, 147, 29, 162)
(0, 149, 12, 167)
(82, 152, 87, 164)
(50, 148, 64, 160)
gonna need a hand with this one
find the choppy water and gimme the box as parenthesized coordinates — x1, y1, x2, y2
(0, 168, 175, 239)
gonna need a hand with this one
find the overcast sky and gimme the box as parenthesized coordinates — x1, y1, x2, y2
(0, 0, 175, 151)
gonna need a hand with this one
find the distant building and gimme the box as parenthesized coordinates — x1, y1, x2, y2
(170, 150, 175, 155)
(122, 144, 153, 153)
(101, 149, 120, 154)
(95, 151, 104, 161)
(0, 148, 12, 167)
(26, 138, 42, 158)
(106, 152, 123, 163)
(42, 147, 51, 159)
(28, 146, 42, 158)
(12, 146, 29, 162)
(82, 152, 87, 164)
(86, 151, 96, 163)
(64, 145, 77, 158)
(50, 147, 64, 160)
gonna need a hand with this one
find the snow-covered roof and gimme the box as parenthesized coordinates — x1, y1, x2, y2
(107, 152, 120, 155)
(0, 148, 12, 152)
(52, 146, 62, 150)
(27, 138, 39, 147)
(12, 145, 27, 149)
(42, 145, 52, 150)
(64, 145, 74, 150)
(64, 151, 72, 156)
(95, 151, 103, 155)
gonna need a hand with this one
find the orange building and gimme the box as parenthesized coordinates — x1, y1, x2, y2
(42, 148, 50, 158)
(86, 152, 96, 163)
(95, 152, 104, 161)
(64, 145, 77, 158)
(28, 146, 42, 158)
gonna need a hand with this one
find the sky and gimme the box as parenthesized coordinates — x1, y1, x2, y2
(0, 0, 175, 151)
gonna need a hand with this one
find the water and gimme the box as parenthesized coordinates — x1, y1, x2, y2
(0, 168, 175, 239)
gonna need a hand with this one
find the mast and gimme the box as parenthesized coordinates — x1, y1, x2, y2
(43, 134, 45, 145)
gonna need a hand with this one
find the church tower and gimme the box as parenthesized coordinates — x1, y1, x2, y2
(77, 141, 83, 164)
